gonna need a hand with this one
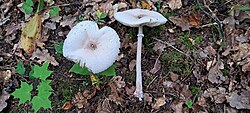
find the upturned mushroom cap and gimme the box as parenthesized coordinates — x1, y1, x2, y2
(63, 21, 120, 73)
(114, 9, 167, 27)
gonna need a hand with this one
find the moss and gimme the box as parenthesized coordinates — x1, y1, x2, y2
(162, 51, 192, 76)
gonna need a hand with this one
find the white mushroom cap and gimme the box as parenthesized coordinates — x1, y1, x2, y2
(114, 9, 167, 27)
(63, 21, 120, 73)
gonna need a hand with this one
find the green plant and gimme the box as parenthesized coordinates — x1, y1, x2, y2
(54, 41, 63, 54)
(69, 63, 116, 85)
(177, 33, 203, 50)
(234, 7, 250, 11)
(16, 61, 26, 75)
(191, 86, 201, 95)
(162, 51, 192, 76)
(22, 0, 45, 14)
(12, 62, 53, 113)
(49, 6, 59, 16)
(95, 10, 108, 23)
(22, 0, 34, 14)
(185, 101, 193, 108)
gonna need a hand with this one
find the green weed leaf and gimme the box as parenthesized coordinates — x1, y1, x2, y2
(31, 94, 52, 113)
(100, 13, 108, 19)
(185, 101, 193, 108)
(32, 62, 53, 80)
(22, 0, 34, 14)
(69, 63, 90, 75)
(54, 41, 63, 54)
(49, 6, 59, 16)
(37, 80, 53, 97)
(37, 0, 44, 13)
(31, 80, 52, 112)
(12, 82, 33, 105)
(98, 64, 116, 76)
(16, 61, 26, 75)
(234, 7, 250, 11)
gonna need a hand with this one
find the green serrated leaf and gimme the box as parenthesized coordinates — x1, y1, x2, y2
(37, 80, 52, 99)
(69, 63, 90, 75)
(32, 62, 53, 80)
(22, 3, 33, 14)
(16, 61, 26, 75)
(31, 95, 52, 113)
(49, 6, 59, 16)
(12, 82, 33, 105)
(98, 65, 116, 76)
(54, 41, 63, 54)
(185, 101, 193, 108)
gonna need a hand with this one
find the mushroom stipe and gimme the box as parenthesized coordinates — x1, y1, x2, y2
(114, 9, 167, 101)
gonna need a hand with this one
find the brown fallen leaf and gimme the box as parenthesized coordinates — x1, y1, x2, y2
(203, 87, 227, 104)
(61, 101, 73, 110)
(169, 16, 190, 31)
(129, 59, 136, 71)
(167, 0, 182, 10)
(96, 98, 111, 113)
(30, 49, 59, 66)
(233, 43, 250, 61)
(108, 76, 125, 105)
(125, 86, 135, 96)
(144, 93, 152, 104)
(60, 15, 76, 28)
(153, 42, 166, 53)
(169, 72, 179, 82)
(141, 0, 151, 10)
(208, 60, 225, 84)
(21, 14, 42, 55)
(152, 97, 166, 110)
(242, 58, 250, 72)
(5, 23, 21, 36)
(196, 96, 206, 107)
(185, 13, 201, 27)
(0, 89, 10, 112)
(227, 90, 250, 109)
(171, 102, 183, 113)
(236, 28, 250, 43)
(73, 88, 96, 109)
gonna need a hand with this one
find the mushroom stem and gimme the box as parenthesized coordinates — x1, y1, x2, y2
(134, 26, 144, 101)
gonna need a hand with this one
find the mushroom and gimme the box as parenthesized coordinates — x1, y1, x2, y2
(63, 21, 120, 73)
(114, 9, 167, 100)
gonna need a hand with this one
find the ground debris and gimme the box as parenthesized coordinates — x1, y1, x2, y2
(227, 90, 250, 109)
(30, 49, 59, 66)
(0, 89, 10, 112)
(108, 76, 125, 105)
(73, 88, 96, 109)
(208, 60, 225, 84)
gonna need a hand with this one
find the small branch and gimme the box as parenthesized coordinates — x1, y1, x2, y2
(152, 38, 191, 59)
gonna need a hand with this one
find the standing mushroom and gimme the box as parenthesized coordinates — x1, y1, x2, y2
(63, 21, 120, 74)
(114, 9, 167, 100)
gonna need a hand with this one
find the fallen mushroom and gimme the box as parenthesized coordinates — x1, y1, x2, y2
(114, 9, 167, 100)
(63, 21, 120, 73)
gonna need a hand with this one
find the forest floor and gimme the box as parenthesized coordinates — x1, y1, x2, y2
(0, 0, 250, 113)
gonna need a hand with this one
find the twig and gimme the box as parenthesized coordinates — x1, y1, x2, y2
(197, 22, 218, 28)
(47, 2, 83, 9)
(152, 38, 191, 58)
(198, 0, 226, 48)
